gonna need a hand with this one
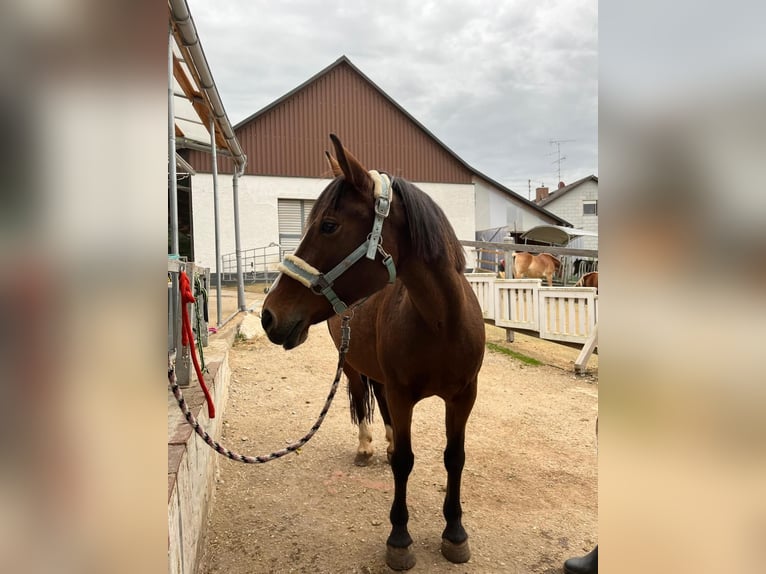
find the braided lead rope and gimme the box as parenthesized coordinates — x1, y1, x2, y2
(168, 315, 351, 464)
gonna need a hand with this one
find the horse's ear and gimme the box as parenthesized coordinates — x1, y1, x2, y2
(324, 151, 343, 177)
(329, 134, 372, 192)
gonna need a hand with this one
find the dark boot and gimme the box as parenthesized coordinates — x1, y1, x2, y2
(563, 545, 597, 574)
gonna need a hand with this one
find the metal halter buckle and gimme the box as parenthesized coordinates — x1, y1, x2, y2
(310, 275, 330, 294)
(374, 195, 390, 218)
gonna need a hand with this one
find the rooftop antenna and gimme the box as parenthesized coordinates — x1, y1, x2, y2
(549, 139, 575, 184)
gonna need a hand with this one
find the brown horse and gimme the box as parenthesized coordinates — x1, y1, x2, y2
(574, 271, 599, 292)
(512, 251, 561, 286)
(261, 135, 485, 570)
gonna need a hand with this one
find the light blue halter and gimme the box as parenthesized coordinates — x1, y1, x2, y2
(277, 171, 397, 314)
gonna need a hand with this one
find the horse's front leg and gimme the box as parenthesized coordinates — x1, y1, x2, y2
(441, 381, 477, 564)
(385, 393, 416, 571)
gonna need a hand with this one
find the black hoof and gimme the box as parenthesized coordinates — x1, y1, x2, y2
(354, 452, 372, 466)
(386, 544, 416, 570)
(441, 538, 471, 563)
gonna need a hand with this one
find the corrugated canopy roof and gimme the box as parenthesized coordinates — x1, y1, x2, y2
(169, 0, 245, 169)
(172, 42, 211, 147)
(521, 225, 598, 246)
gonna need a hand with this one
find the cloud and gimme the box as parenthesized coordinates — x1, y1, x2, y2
(187, 0, 598, 191)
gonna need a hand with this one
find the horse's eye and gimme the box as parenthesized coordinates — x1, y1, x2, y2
(320, 220, 338, 235)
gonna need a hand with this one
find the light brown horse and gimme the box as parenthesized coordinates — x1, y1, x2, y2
(261, 135, 485, 570)
(512, 251, 561, 286)
(574, 271, 599, 292)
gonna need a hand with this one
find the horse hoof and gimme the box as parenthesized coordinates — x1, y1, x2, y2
(386, 545, 416, 570)
(354, 452, 372, 466)
(441, 538, 471, 563)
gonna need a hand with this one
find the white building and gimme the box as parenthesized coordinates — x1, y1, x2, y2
(186, 57, 571, 275)
(535, 176, 599, 250)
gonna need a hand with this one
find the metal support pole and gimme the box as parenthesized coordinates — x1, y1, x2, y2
(168, 28, 179, 257)
(232, 169, 246, 310)
(211, 117, 222, 326)
(168, 27, 182, 366)
(500, 232, 515, 348)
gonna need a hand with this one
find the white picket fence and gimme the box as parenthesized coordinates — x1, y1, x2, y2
(465, 274, 598, 346)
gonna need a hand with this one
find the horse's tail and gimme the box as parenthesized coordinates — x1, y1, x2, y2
(346, 368, 375, 425)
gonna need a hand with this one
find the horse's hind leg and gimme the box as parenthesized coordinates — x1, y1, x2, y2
(370, 380, 394, 463)
(346, 367, 375, 466)
(441, 379, 478, 564)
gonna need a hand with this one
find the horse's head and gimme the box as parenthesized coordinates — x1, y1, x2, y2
(261, 134, 402, 349)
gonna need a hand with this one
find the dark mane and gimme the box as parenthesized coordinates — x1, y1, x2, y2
(392, 178, 466, 272)
(310, 175, 466, 272)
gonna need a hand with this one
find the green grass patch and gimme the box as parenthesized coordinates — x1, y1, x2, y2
(233, 331, 247, 346)
(486, 342, 543, 366)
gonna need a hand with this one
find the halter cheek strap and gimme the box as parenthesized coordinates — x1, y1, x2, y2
(277, 171, 396, 314)
(367, 170, 390, 260)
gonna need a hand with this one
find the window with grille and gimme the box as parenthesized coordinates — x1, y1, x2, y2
(583, 200, 598, 215)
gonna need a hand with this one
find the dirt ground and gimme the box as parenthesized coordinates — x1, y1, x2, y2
(197, 298, 598, 574)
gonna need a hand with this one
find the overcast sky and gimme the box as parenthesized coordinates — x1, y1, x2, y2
(187, 0, 597, 198)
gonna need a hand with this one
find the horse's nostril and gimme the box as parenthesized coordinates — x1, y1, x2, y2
(261, 309, 274, 331)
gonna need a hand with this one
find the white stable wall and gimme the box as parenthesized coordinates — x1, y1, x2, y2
(474, 177, 562, 234)
(191, 174, 476, 272)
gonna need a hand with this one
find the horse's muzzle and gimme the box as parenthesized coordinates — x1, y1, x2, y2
(261, 309, 309, 350)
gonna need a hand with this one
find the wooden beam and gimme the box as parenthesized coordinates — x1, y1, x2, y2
(173, 52, 229, 152)
(173, 55, 212, 133)
(575, 324, 598, 374)
(170, 15, 234, 158)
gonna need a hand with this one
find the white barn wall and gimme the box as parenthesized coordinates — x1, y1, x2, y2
(191, 175, 475, 271)
(474, 178, 561, 233)
(415, 182, 476, 244)
(474, 181, 490, 230)
(191, 174, 327, 271)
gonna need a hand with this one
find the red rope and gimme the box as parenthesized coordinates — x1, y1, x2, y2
(179, 271, 215, 419)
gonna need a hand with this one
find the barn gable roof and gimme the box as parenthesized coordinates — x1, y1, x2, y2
(537, 175, 599, 207)
(237, 56, 396, 129)
(196, 55, 569, 225)
(235, 56, 472, 171)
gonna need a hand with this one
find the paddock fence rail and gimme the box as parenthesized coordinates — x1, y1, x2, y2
(465, 274, 598, 345)
(462, 239, 599, 351)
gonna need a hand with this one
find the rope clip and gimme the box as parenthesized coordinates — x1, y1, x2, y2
(340, 315, 352, 353)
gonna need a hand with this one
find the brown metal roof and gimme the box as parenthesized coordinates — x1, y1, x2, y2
(189, 56, 473, 183)
(187, 56, 571, 226)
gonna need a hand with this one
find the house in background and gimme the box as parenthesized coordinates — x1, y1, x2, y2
(535, 175, 598, 250)
(186, 56, 570, 275)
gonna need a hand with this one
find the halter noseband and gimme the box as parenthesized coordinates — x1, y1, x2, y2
(277, 170, 397, 314)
